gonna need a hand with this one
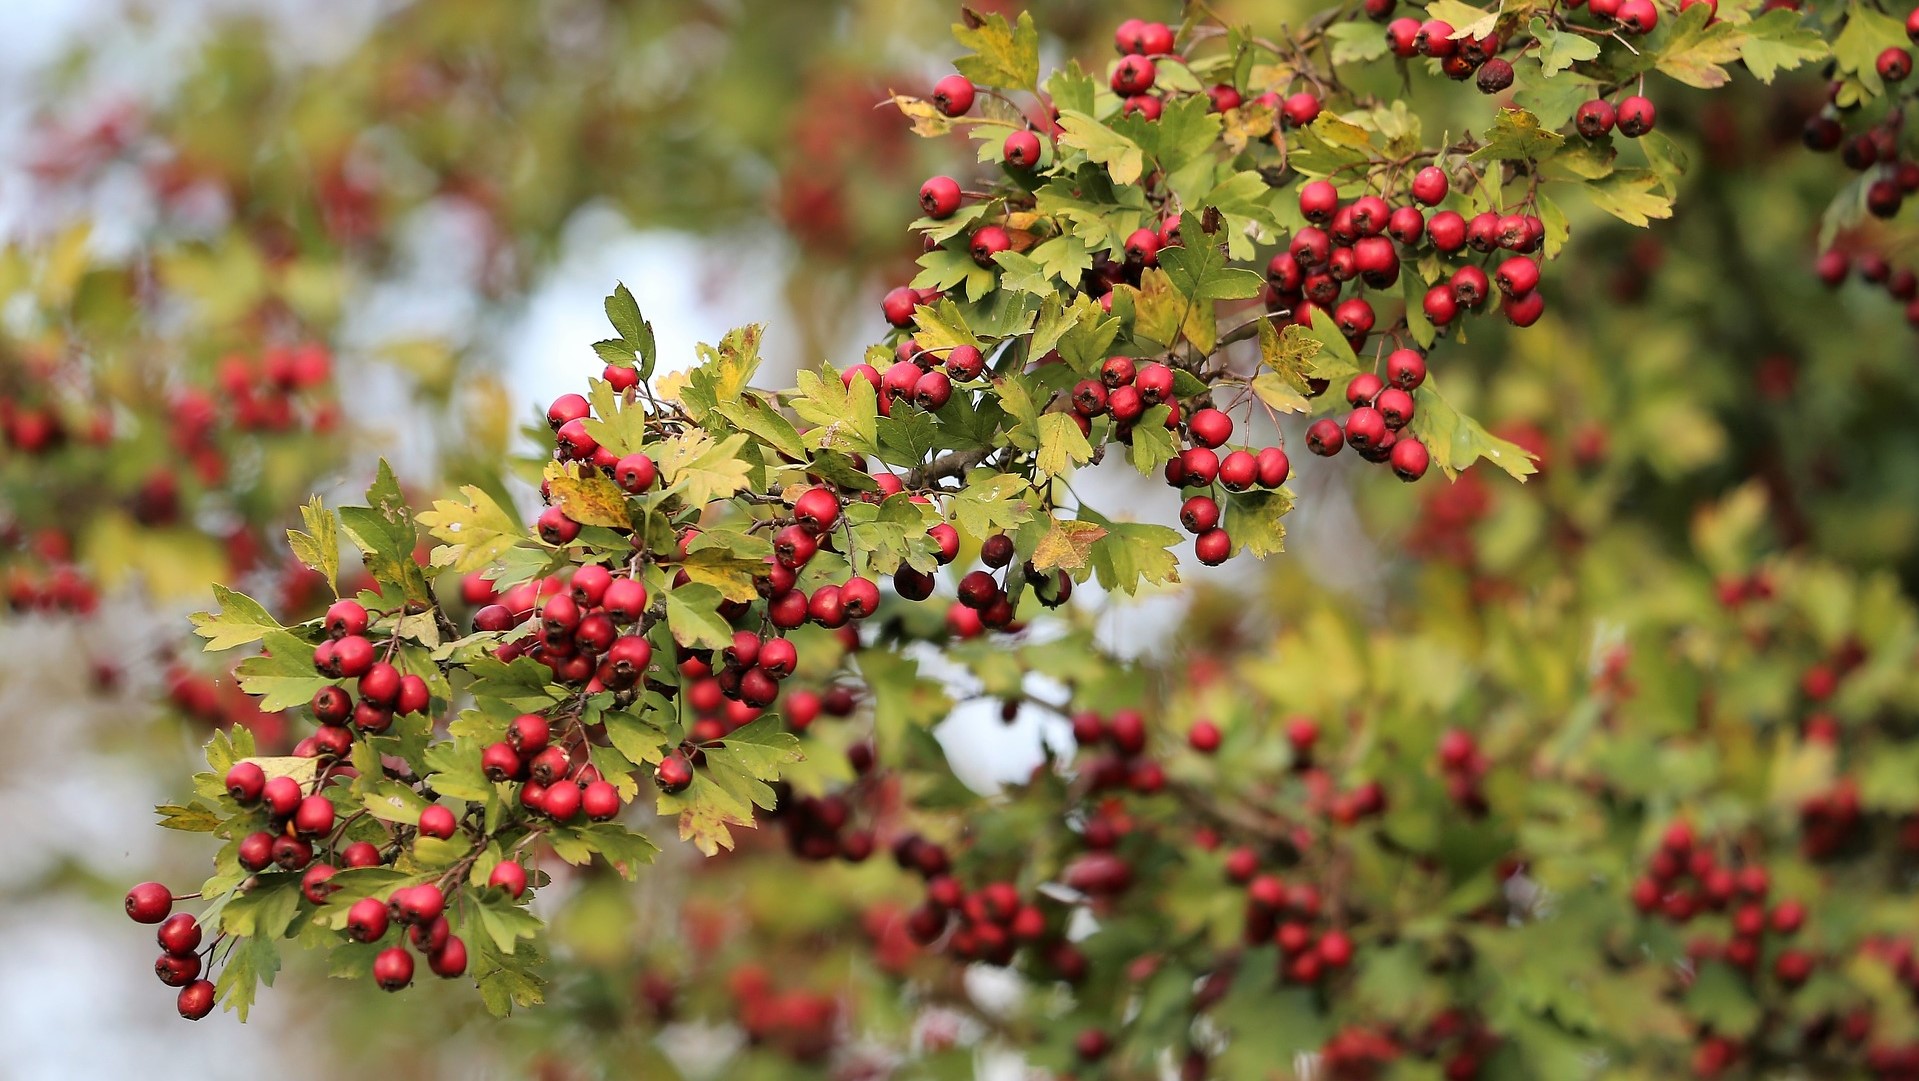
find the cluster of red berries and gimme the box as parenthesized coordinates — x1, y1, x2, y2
(305, 599, 433, 737)
(726, 964, 843, 1064)
(1435, 728, 1489, 813)
(2, 560, 97, 614)
(1314, 1011, 1499, 1081)
(1630, 822, 1815, 982)
(1233, 860, 1353, 985)
(482, 710, 627, 821)
(469, 564, 659, 690)
(167, 345, 336, 488)
(1816, 244, 1919, 327)
(124, 884, 219, 1019)
(903, 874, 1067, 972)
(341, 882, 472, 992)
(1302, 360, 1433, 481)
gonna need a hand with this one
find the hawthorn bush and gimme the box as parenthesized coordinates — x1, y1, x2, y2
(56, 1, 1919, 1078)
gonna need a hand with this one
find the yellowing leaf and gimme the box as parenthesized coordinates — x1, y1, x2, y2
(1036, 411, 1094, 478)
(541, 461, 632, 528)
(1057, 109, 1145, 185)
(952, 8, 1040, 90)
(1470, 108, 1565, 164)
(1031, 518, 1108, 572)
(418, 485, 527, 572)
(1581, 169, 1673, 227)
(655, 429, 754, 508)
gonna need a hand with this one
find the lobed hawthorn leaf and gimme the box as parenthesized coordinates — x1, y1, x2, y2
(286, 496, 339, 595)
(791, 362, 879, 455)
(220, 875, 301, 939)
(234, 629, 336, 712)
(1081, 508, 1182, 595)
(1579, 168, 1673, 227)
(418, 485, 526, 573)
(542, 461, 631, 529)
(1030, 518, 1108, 572)
(655, 429, 754, 509)
(1225, 488, 1294, 559)
(155, 801, 223, 832)
(471, 934, 546, 1017)
(1424, 0, 1500, 39)
(1471, 107, 1564, 165)
(1739, 8, 1828, 84)
(190, 585, 282, 651)
(952, 8, 1040, 90)
(1046, 61, 1097, 115)
(1530, 19, 1599, 77)
(992, 250, 1053, 295)
(1056, 109, 1146, 186)
(666, 582, 733, 649)
(1406, 372, 1539, 481)
(602, 281, 657, 380)
(1831, 3, 1906, 101)
(1220, 102, 1276, 155)
(680, 324, 762, 421)
(655, 771, 757, 856)
(338, 461, 432, 607)
(1654, 4, 1747, 89)
(1160, 212, 1265, 303)
(1129, 405, 1181, 476)
(1326, 20, 1390, 64)
(1036, 411, 1094, 478)
(1258, 317, 1321, 397)
(215, 933, 280, 1022)
(950, 470, 1035, 539)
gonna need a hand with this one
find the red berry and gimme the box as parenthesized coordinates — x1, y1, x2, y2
(1189, 720, 1222, 752)
(969, 225, 1011, 267)
(1391, 436, 1430, 481)
(157, 913, 201, 956)
(1180, 496, 1222, 535)
(1003, 130, 1043, 168)
(1299, 180, 1339, 224)
(1195, 528, 1231, 565)
(1386, 349, 1427, 390)
(324, 599, 368, 639)
(931, 74, 975, 117)
(126, 882, 173, 924)
(177, 979, 216, 1020)
(418, 804, 457, 840)
(1616, 96, 1656, 138)
(1306, 417, 1345, 457)
(293, 794, 335, 836)
(918, 175, 962, 219)
(1411, 166, 1448, 206)
(1112, 55, 1156, 95)
(347, 896, 390, 942)
(373, 946, 414, 992)
(489, 861, 528, 898)
(224, 761, 266, 804)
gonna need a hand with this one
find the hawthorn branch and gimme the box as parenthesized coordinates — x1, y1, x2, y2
(903, 446, 994, 490)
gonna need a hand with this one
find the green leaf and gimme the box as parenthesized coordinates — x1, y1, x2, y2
(423, 740, 496, 802)
(666, 582, 733, 649)
(472, 933, 546, 1016)
(1470, 107, 1565, 164)
(1128, 405, 1181, 476)
(1531, 19, 1600, 77)
(991, 250, 1053, 295)
(679, 324, 762, 421)
(1406, 373, 1539, 481)
(1082, 510, 1183, 595)
(215, 934, 280, 1022)
(1832, 3, 1906, 100)
(912, 247, 998, 303)
(220, 876, 301, 939)
(155, 801, 223, 832)
(418, 485, 526, 573)
(1654, 5, 1747, 89)
(1045, 61, 1097, 115)
(190, 586, 282, 651)
(656, 429, 753, 508)
(286, 496, 339, 596)
(1684, 963, 1762, 1038)
(235, 629, 335, 712)
(1225, 488, 1294, 558)
(1159, 212, 1264, 302)
(337, 461, 432, 606)
(1327, 20, 1391, 64)
(791, 362, 879, 455)
(1035, 411, 1094, 478)
(1424, 0, 1500, 38)
(1057, 109, 1146, 186)
(1581, 168, 1673, 227)
(1147, 95, 1225, 176)
(603, 282, 657, 379)
(952, 9, 1040, 90)
(716, 715, 804, 778)
(1739, 8, 1828, 84)
(950, 470, 1035, 538)
(475, 893, 543, 954)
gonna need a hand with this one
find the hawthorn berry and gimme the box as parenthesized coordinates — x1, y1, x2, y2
(1616, 96, 1656, 138)
(1410, 166, 1448, 206)
(1003, 130, 1042, 168)
(969, 225, 1011, 267)
(931, 74, 975, 117)
(1306, 417, 1345, 456)
(1476, 58, 1514, 94)
(1195, 528, 1231, 565)
(177, 980, 216, 1020)
(656, 752, 694, 793)
(1112, 55, 1156, 95)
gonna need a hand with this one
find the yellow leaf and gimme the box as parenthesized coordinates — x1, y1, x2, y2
(1031, 519, 1108, 572)
(655, 429, 754, 508)
(418, 485, 527, 573)
(542, 461, 632, 528)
